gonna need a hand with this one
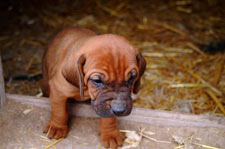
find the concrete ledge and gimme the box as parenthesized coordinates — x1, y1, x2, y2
(0, 56, 5, 108)
(6, 93, 225, 129)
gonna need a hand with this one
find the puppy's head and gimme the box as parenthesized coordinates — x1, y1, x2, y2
(77, 35, 146, 117)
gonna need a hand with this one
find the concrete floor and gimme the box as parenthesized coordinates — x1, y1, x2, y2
(0, 100, 225, 149)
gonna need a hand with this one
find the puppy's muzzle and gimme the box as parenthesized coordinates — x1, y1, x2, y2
(91, 92, 133, 118)
(111, 99, 126, 116)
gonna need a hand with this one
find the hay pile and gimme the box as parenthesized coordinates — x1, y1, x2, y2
(1, 0, 224, 115)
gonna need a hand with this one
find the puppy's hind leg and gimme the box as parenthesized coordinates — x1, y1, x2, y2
(41, 60, 50, 97)
(41, 78, 50, 97)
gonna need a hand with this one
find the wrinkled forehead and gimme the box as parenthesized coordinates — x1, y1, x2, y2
(83, 37, 138, 83)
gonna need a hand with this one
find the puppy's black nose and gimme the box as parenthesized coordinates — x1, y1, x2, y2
(111, 99, 126, 116)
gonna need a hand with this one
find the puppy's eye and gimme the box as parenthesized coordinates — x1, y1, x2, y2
(90, 76, 104, 88)
(128, 69, 137, 84)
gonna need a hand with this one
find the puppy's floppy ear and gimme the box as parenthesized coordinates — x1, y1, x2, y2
(133, 51, 146, 94)
(62, 54, 86, 100)
(77, 55, 86, 100)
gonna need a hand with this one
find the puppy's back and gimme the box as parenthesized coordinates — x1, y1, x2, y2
(41, 28, 96, 96)
(45, 28, 95, 67)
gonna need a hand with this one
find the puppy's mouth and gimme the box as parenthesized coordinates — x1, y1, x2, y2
(91, 98, 133, 118)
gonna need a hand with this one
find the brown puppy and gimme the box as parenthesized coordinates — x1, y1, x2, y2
(41, 27, 146, 148)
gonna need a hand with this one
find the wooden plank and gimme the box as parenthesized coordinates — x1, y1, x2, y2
(6, 93, 225, 129)
(0, 56, 6, 108)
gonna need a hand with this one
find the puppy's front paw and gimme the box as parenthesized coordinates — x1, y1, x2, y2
(101, 129, 125, 149)
(43, 121, 68, 139)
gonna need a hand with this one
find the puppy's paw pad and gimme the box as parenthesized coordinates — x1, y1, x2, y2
(43, 122, 67, 139)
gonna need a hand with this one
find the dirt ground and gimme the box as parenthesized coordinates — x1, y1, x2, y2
(0, 100, 224, 149)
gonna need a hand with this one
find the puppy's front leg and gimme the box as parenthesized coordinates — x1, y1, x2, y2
(43, 87, 68, 139)
(99, 117, 125, 149)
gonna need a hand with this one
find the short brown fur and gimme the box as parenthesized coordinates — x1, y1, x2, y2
(42, 27, 146, 148)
